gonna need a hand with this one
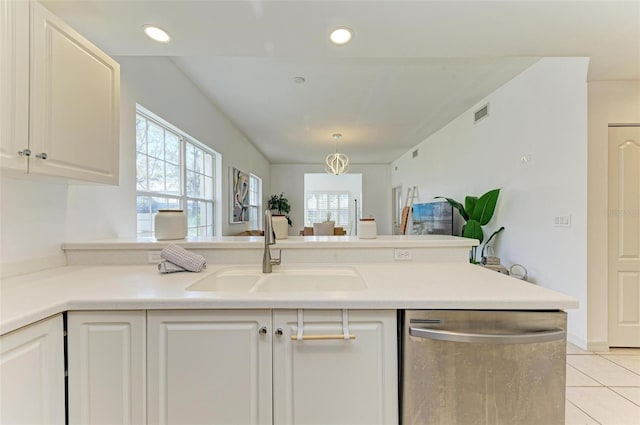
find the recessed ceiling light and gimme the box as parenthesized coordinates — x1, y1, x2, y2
(329, 27, 353, 45)
(143, 25, 171, 43)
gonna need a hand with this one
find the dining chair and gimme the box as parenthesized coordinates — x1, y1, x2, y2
(313, 222, 335, 236)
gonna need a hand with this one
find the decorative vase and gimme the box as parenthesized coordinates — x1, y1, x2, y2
(358, 218, 377, 239)
(271, 214, 289, 240)
(154, 210, 187, 240)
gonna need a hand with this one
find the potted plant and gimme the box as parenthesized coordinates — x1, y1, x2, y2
(435, 189, 502, 263)
(267, 193, 292, 239)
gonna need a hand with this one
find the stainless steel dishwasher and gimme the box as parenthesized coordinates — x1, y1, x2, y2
(400, 310, 567, 425)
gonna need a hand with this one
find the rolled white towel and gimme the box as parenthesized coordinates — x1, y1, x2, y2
(158, 260, 186, 274)
(160, 244, 207, 272)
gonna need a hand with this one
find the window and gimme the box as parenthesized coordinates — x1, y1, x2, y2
(136, 109, 218, 237)
(248, 174, 262, 230)
(305, 191, 351, 227)
(303, 173, 362, 234)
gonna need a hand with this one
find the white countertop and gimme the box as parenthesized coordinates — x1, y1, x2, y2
(0, 262, 578, 335)
(63, 235, 478, 250)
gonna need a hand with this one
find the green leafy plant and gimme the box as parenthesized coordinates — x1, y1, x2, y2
(268, 193, 292, 226)
(481, 226, 505, 260)
(435, 188, 501, 262)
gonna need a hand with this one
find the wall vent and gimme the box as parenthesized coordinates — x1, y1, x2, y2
(474, 103, 489, 123)
(412, 149, 419, 159)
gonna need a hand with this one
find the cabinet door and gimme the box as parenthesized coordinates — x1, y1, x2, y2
(147, 310, 272, 425)
(29, 1, 119, 184)
(0, 0, 29, 171)
(273, 310, 398, 425)
(67, 311, 146, 425)
(0, 314, 65, 424)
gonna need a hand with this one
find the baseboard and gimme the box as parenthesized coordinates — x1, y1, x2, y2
(1, 253, 67, 279)
(567, 333, 588, 350)
(567, 333, 610, 352)
(586, 340, 610, 352)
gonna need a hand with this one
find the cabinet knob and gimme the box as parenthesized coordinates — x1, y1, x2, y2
(275, 328, 283, 336)
(258, 326, 268, 335)
(18, 149, 31, 157)
(35, 152, 48, 160)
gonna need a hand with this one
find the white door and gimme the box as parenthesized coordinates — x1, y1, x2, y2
(67, 311, 146, 425)
(0, 0, 29, 171)
(272, 309, 398, 425)
(147, 310, 272, 425)
(0, 315, 65, 424)
(392, 185, 403, 235)
(608, 126, 640, 347)
(29, 1, 120, 184)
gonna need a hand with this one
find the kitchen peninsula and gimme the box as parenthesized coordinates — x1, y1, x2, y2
(0, 235, 578, 425)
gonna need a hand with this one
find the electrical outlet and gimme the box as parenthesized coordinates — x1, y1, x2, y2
(553, 215, 572, 228)
(394, 248, 413, 261)
(147, 251, 163, 263)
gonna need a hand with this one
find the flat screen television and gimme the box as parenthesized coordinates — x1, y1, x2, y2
(411, 201, 454, 235)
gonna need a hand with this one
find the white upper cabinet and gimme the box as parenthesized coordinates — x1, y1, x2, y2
(29, 1, 119, 183)
(0, 0, 30, 170)
(1, 0, 120, 184)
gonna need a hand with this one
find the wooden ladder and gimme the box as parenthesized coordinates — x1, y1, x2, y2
(399, 186, 418, 235)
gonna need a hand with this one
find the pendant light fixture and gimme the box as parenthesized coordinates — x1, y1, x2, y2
(325, 133, 349, 175)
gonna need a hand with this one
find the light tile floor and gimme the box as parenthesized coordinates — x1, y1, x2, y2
(566, 343, 640, 425)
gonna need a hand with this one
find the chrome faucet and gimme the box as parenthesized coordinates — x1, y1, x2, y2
(263, 210, 282, 273)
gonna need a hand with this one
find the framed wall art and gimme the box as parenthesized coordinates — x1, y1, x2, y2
(230, 166, 250, 223)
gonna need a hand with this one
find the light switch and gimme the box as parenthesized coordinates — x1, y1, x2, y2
(553, 215, 571, 228)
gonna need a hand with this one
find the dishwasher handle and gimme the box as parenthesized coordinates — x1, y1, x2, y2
(409, 326, 565, 344)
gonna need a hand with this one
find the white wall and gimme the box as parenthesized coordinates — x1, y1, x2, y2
(304, 173, 362, 195)
(391, 58, 590, 344)
(587, 81, 640, 350)
(64, 74, 137, 241)
(65, 56, 271, 239)
(270, 164, 392, 235)
(1, 56, 272, 271)
(0, 176, 68, 270)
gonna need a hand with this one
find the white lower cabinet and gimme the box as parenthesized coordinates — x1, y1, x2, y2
(67, 311, 146, 425)
(68, 309, 397, 425)
(147, 309, 397, 425)
(273, 310, 398, 425)
(147, 310, 273, 425)
(0, 314, 65, 424)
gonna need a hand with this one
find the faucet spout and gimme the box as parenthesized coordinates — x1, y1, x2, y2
(263, 210, 282, 273)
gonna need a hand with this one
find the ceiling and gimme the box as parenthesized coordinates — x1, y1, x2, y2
(43, 0, 640, 164)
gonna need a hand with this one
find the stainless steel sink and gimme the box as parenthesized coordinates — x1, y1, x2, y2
(186, 266, 366, 292)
